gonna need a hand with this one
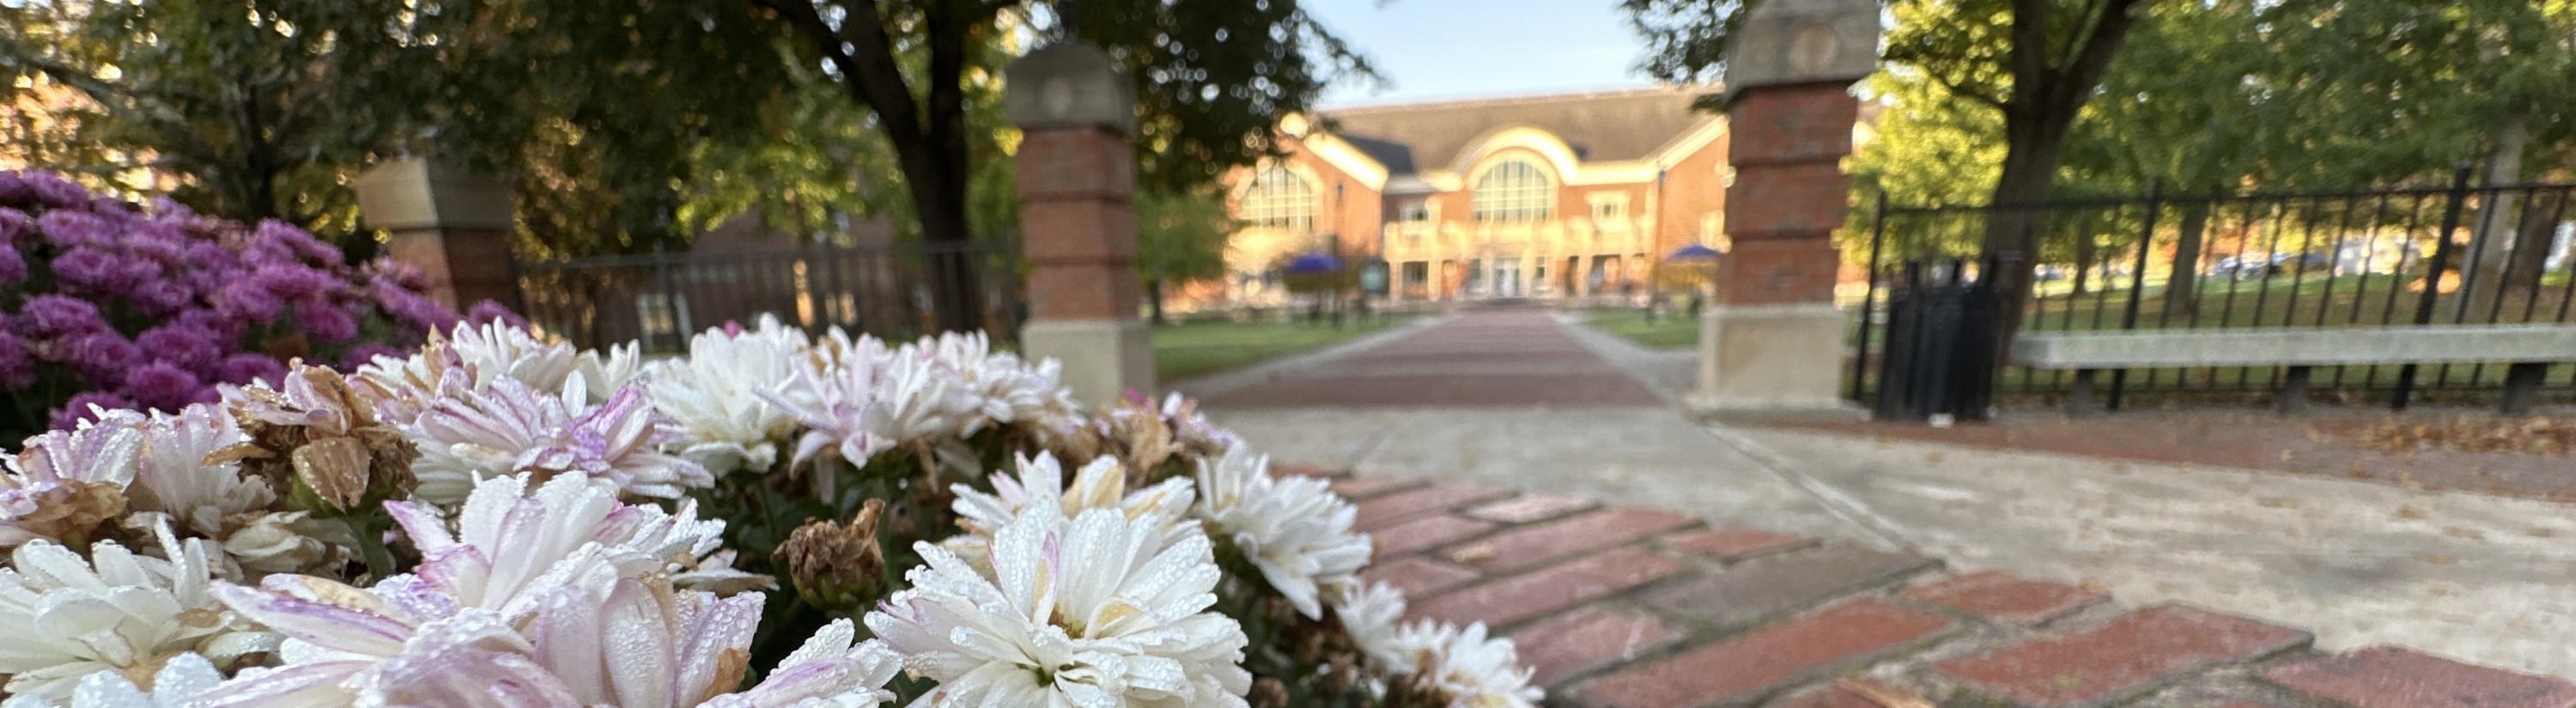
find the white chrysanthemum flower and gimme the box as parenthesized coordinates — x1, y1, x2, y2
(920, 333, 1082, 444)
(867, 506, 1251, 708)
(647, 315, 811, 476)
(1194, 445, 1371, 619)
(404, 371, 711, 504)
(0, 526, 276, 704)
(383, 473, 728, 612)
(1389, 621, 1542, 708)
(117, 404, 273, 542)
(11, 651, 228, 708)
(577, 341, 645, 404)
(952, 453, 1195, 539)
(0, 418, 142, 548)
(1330, 582, 1411, 671)
(446, 319, 583, 395)
(701, 620, 903, 708)
(1154, 392, 1241, 451)
(201, 475, 885, 708)
(354, 321, 598, 424)
(761, 336, 983, 475)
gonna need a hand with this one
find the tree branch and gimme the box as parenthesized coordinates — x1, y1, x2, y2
(2007, 0, 2051, 110)
(2050, 0, 2144, 117)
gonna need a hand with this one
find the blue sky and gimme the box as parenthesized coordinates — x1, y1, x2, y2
(1305, 0, 1656, 106)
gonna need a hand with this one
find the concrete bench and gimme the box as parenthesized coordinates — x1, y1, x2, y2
(2010, 324, 2576, 414)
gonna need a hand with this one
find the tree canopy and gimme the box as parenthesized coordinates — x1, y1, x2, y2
(756, 0, 1373, 330)
(2, 0, 793, 257)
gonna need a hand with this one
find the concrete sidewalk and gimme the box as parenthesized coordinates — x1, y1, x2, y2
(1200, 305, 2576, 680)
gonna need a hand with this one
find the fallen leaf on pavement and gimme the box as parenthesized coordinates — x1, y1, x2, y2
(1833, 678, 1935, 708)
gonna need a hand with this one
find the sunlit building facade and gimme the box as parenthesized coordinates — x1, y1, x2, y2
(1215, 88, 1734, 306)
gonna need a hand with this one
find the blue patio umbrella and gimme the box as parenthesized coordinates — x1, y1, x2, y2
(1284, 252, 1343, 274)
(1667, 244, 1725, 260)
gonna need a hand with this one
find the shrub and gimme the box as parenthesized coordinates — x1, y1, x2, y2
(0, 169, 489, 441)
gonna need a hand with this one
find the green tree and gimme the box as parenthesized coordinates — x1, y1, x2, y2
(754, 0, 1373, 332)
(0, 0, 440, 233)
(1135, 185, 1235, 324)
(1, 0, 789, 257)
(1627, 0, 2153, 261)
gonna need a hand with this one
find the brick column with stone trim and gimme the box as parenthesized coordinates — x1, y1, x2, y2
(353, 159, 521, 312)
(1005, 43, 1153, 402)
(1691, 0, 1880, 417)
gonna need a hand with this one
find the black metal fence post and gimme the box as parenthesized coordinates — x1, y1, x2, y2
(1850, 191, 1891, 402)
(2392, 166, 2476, 410)
(2105, 180, 2164, 411)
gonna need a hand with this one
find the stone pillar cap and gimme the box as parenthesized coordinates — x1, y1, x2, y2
(1005, 42, 1138, 134)
(354, 159, 515, 232)
(1722, 0, 1882, 98)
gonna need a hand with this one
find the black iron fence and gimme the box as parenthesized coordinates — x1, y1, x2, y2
(517, 239, 1023, 353)
(1850, 172, 2576, 408)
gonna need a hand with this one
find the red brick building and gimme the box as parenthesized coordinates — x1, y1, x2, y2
(1215, 88, 1733, 306)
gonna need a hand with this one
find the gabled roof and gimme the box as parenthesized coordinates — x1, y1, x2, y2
(1315, 88, 1714, 177)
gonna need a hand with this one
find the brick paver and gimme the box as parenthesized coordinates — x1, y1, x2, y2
(1442, 507, 1698, 573)
(1353, 480, 1515, 530)
(1643, 544, 1938, 630)
(1411, 547, 1681, 630)
(1901, 569, 2106, 626)
(1360, 556, 1484, 596)
(1372, 514, 1498, 556)
(1772, 687, 1884, 708)
(1572, 599, 1953, 708)
(1327, 475, 1425, 499)
(1510, 607, 1683, 687)
(1465, 493, 1595, 523)
(1936, 604, 2311, 708)
(2263, 646, 2576, 708)
(1275, 466, 2562, 706)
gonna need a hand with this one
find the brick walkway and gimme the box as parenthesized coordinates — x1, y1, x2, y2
(1305, 467, 2576, 708)
(1200, 306, 1662, 408)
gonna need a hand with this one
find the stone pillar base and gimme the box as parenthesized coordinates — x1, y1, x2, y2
(1023, 318, 1154, 404)
(1690, 303, 1863, 420)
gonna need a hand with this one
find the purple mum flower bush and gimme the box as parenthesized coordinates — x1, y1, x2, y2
(0, 188, 1542, 707)
(0, 170, 493, 441)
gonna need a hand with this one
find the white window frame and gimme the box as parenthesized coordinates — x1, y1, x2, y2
(1472, 158, 1554, 223)
(1242, 165, 1317, 232)
(1589, 193, 1630, 221)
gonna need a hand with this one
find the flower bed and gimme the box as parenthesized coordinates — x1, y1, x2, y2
(0, 314, 1540, 707)
(0, 170, 503, 444)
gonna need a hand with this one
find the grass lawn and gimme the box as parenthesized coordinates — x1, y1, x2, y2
(1583, 308, 1699, 349)
(1152, 315, 1414, 382)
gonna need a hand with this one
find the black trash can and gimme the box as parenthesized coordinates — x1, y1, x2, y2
(1874, 259, 2003, 423)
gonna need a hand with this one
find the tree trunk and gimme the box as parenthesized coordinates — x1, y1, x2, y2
(2164, 201, 2210, 318)
(2462, 110, 2527, 318)
(1980, 0, 2142, 356)
(2071, 233, 2096, 296)
(2504, 191, 2562, 292)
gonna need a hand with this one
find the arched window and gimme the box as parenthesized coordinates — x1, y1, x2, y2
(1242, 166, 1317, 232)
(1473, 158, 1554, 222)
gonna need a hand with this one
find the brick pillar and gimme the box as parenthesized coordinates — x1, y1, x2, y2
(1005, 43, 1152, 402)
(1691, 0, 1880, 417)
(353, 160, 520, 313)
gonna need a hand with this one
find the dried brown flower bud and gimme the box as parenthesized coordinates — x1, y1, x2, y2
(1249, 678, 1289, 708)
(212, 363, 418, 517)
(11, 481, 128, 549)
(775, 499, 886, 611)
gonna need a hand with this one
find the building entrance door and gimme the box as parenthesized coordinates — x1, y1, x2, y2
(1492, 260, 1522, 297)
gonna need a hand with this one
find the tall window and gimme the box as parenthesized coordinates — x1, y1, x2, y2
(1242, 166, 1317, 232)
(1473, 158, 1554, 222)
